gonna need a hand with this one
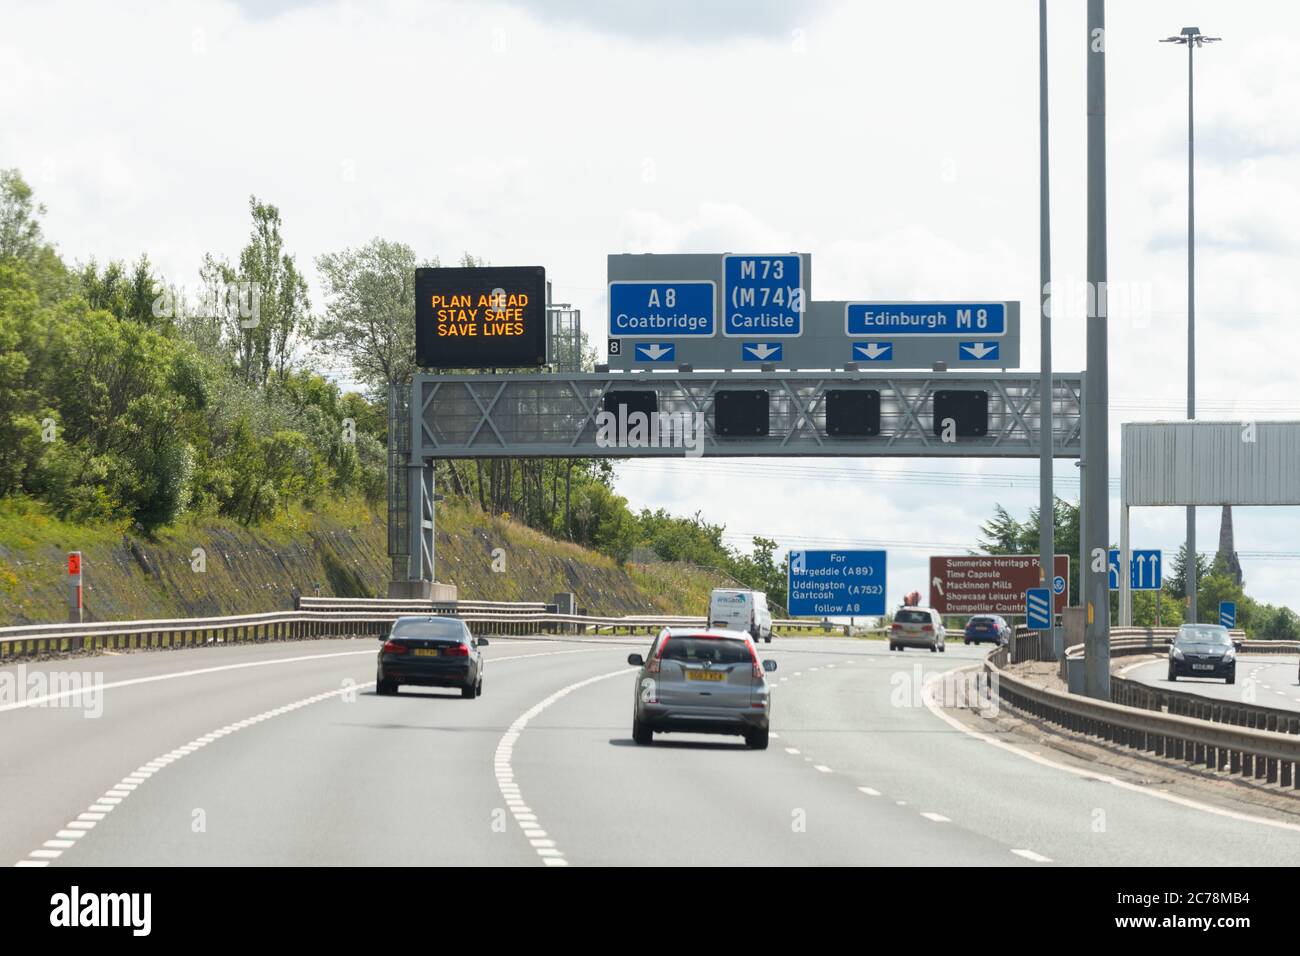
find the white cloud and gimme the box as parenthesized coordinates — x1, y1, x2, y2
(3, 0, 1297, 607)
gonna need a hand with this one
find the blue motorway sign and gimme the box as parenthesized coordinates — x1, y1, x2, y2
(741, 342, 783, 362)
(787, 549, 886, 617)
(1130, 550, 1162, 590)
(1219, 601, 1236, 628)
(1025, 587, 1052, 630)
(846, 303, 1006, 337)
(1108, 549, 1162, 590)
(852, 342, 892, 362)
(633, 342, 674, 363)
(723, 255, 803, 337)
(609, 280, 715, 337)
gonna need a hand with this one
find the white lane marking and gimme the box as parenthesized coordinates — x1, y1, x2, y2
(493, 666, 633, 868)
(814, 765, 832, 773)
(0, 649, 376, 714)
(1012, 848, 1053, 863)
(921, 666, 1300, 835)
(920, 812, 950, 823)
(0, 642, 592, 716)
(14, 679, 372, 866)
(769, 733, 780, 739)
(896, 800, 908, 806)
(785, 748, 800, 755)
(857, 787, 881, 797)
(10, 644, 613, 866)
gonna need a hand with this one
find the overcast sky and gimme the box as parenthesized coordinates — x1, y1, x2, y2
(4, 0, 1297, 609)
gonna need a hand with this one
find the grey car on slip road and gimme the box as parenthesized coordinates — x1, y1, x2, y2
(1168, 623, 1236, 684)
(376, 616, 488, 698)
(628, 628, 777, 749)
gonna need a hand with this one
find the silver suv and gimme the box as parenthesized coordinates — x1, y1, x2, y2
(889, 606, 946, 653)
(628, 628, 777, 749)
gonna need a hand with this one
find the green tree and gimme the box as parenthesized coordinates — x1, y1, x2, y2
(205, 197, 311, 386)
(0, 169, 45, 262)
(314, 238, 433, 400)
(1167, 544, 1212, 601)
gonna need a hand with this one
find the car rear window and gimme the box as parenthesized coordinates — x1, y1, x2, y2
(661, 637, 751, 664)
(969, 617, 993, 624)
(391, 621, 465, 641)
(895, 610, 930, 624)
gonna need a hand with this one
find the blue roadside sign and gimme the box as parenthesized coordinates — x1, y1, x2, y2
(787, 550, 886, 616)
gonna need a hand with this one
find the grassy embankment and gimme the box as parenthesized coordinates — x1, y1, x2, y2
(0, 495, 729, 626)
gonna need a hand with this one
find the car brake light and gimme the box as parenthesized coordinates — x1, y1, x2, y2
(921, 624, 934, 632)
(382, 640, 408, 654)
(891, 622, 901, 630)
(746, 641, 763, 679)
(445, 644, 470, 657)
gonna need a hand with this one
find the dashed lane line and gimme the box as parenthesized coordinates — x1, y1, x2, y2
(1012, 848, 1053, 863)
(13, 646, 608, 867)
(493, 667, 633, 867)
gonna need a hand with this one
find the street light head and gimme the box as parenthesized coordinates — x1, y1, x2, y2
(1162, 26, 1221, 46)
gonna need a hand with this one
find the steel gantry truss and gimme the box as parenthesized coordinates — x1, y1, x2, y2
(399, 371, 1083, 583)
(409, 371, 1083, 459)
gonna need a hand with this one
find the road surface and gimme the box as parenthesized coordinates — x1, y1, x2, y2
(1121, 654, 1300, 713)
(4, 636, 1300, 866)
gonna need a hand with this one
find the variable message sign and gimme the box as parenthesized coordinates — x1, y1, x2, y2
(415, 266, 547, 369)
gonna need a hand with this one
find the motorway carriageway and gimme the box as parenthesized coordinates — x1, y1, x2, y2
(3, 636, 1300, 867)
(1121, 654, 1300, 714)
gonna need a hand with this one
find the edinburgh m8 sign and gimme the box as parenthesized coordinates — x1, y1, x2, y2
(415, 266, 547, 369)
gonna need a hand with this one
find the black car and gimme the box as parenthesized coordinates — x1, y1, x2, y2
(376, 616, 488, 698)
(963, 615, 1010, 646)
(1168, 623, 1236, 684)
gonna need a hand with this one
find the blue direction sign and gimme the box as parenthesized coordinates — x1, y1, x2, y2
(1130, 549, 1162, 590)
(958, 341, 1000, 362)
(845, 302, 1006, 337)
(1108, 549, 1162, 590)
(1025, 587, 1052, 630)
(723, 255, 803, 337)
(741, 342, 783, 362)
(609, 280, 715, 337)
(852, 342, 892, 362)
(1219, 601, 1236, 628)
(633, 342, 674, 363)
(787, 549, 886, 617)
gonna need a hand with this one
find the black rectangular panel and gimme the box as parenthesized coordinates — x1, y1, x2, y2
(415, 266, 547, 369)
(825, 389, 881, 437)
(933, 390, 989, 437)
(714, 390, 769, 437)
(602, 390, 658, 419)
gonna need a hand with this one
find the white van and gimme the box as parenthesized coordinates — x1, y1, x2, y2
(709, 588, 773, 643)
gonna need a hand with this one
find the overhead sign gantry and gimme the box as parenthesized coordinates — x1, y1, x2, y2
(606, 252, 1020, 372)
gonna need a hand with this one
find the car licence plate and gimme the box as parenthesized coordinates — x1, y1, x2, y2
(1191, 663, 1214, 671)
(413, 648, 440, 657)
(687, 670, 725, 682)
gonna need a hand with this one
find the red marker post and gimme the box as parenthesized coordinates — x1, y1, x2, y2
(67, 551, 82, 623)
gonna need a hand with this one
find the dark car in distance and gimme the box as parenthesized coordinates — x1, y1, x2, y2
(1168, 623, 1236, 684)
(376, 616, 488, 698)
(964, 615, 1011, 646)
